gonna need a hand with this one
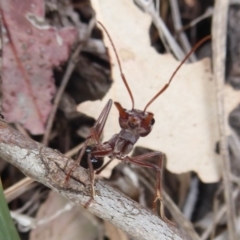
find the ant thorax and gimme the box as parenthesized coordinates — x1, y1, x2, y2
(106, 104, 155, 156)
(105, 106, 155, 156)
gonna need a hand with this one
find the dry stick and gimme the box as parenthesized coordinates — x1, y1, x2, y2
(42, 18, 95, 146)
(134, 0, 185, 60)
(169, 0, 197, 62)
(228, 134, 240, 187)
(163, 191, 201, 240)
(211, 184, 224, 240)
(42, 44, 82, 146)
(177, 7, 213, 34)
(212, 1, 237, 240)
(4, 142, 84, 202)
(4, 177, 37, 203)
(228, 133, 240, 166)
(33, 202, 74, 227)
(11, 201, 104, 235)
(14, 123, 30, 138)
(0, 121, 187, 240)
(230, 174, 240, 187)
(138, 171, 200, 240)
(155, 0, 172, 53)
(200, 188, 239, 240)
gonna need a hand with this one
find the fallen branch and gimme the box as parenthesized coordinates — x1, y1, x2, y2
(212, 1, 237, 239)
(0, 120, 187, 240)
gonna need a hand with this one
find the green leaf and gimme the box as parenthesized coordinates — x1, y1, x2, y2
(0, 178, 20, 240)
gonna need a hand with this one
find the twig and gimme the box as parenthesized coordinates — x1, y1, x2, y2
(211, 186, 223, 239)
(11, 200, 101, 233)
(64, 142, 84, 158)
(163, 190, 201, 240)
(4, 142, 84, 202)
(42, 18, 95, 146)
(230, 174, 240, 187)
(42, 44, 80, 145)
(0, 121, 187, 240)
(15, 189, 43, 214)
(182, 176, 198, 219)
(156, 0, 160, 17)
(154, 0, 172, 53)
(4, 177, 37, 203)
(33, 202, 74, 227)
(138, 172, 200, 240)
(200, 188, 239, 240)
(177, 7, 213, 34)
(169, 0, 196, 61)
(134, 0, 186, 60)
(212, 1, 237, 239)
(14, 123, 30, 138)
(228, 133, 240, 167)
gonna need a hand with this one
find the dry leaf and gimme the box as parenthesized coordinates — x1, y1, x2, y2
(30, 191, 99, 240)
(2, 0, 77, 134)
(78, 0, 239, 183)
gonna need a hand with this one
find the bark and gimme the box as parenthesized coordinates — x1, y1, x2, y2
(0, 120, 188, 240)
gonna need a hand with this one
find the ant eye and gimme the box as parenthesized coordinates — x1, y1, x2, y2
(151, 118, 155, 125)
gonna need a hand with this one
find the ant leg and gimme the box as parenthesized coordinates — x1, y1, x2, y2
(66, 100, 113, 179)
(71, 100, 113, 206)
(84, 150, 112, 209)
(91, 99, 113, 143)
(76, 99, 113, 165)
(82, 155, 96, 209)
(123, 152, 170, 223)
(65, 137, 91, 182)
(87, 155, 96, 197)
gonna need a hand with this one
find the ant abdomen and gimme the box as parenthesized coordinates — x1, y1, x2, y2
(79, 146, 104, 170)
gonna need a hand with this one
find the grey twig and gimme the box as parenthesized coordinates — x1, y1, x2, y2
(178, 7, 213, 34)
(212, 1, 237, 239)
(163, 190, 201, 240)
(42, 18, 95, 146)
(42, 43, 81, 145)
(0, 120, 187, 240)
(169, 0, 196, 61)
(137, 169, 200, 240)
(4, 142, 84, 202)
(200, 188, 239, 240)
(134, 0, 185, 60)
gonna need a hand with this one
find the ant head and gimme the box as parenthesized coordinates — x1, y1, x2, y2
(114, 102, 155, 137)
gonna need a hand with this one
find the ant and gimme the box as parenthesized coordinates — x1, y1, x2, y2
(68, 21, 211, 223)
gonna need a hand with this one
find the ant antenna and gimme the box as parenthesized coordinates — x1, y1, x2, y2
(143, 35, 211, 112)
(97, 21, 135, 109)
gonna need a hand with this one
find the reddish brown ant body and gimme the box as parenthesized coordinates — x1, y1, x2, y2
(70, 21, 210, 222)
